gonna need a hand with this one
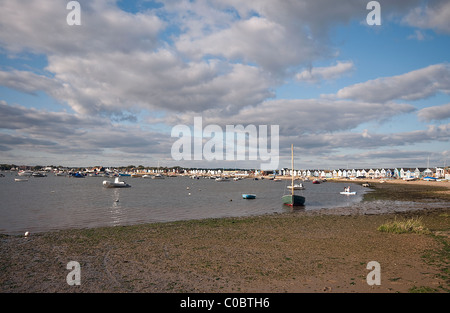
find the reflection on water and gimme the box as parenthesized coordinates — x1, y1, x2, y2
(0, 173, 371, 234)
(109, 189, 122, 226)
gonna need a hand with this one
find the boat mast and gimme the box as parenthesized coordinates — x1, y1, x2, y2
(291, 144, 294, 196)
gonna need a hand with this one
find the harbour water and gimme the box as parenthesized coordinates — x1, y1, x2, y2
(0, 173, 367, 235)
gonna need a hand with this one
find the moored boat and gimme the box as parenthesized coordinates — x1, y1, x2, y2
(18, 170, 33, 177)
(282, 194, 306, 206)
(32, 172, 47, 177)
(103, 177, 131, 188)
(287, 183, 305, 190)
(340, 191, 356, 195)
(215, 177, 229, 182)
(282, 144, 305, 207)
(242, 194, 256, 199)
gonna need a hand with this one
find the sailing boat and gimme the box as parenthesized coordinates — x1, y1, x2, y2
(282, 144, 306, 206)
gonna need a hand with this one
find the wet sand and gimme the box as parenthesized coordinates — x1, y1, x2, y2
(1, 180, 449, 293)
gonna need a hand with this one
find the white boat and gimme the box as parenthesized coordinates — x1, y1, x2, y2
(215, 177, 230, 182)
(103, 177, 131, 188)
(15, 178, 29, 182)
(152, 174, 164, 179)
(32, 172, 47, 177)
(340, 191, 356, 195)
(142, 174, 152, 179)
(287, 183, 305, 190)
(18, 170, 33, 177)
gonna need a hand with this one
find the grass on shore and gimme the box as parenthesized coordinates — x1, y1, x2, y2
(377, 213, 449, 293)
(377, 217, 431, 234)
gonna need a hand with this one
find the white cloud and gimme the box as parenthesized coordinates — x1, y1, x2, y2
(0, 100, 171, 161)
(296, 61, 355, 83)
(336, 64, 450, 103)
(158, 98, 415, 136)
(407, 30, 428, 41)
(0, 0, 448, 168)
(403, 0, 450, 34)
(176, 15, 322, 75)
(0, 70, 60, 95)
(418, 103, 450, 122)
(0, 0, 163, 55)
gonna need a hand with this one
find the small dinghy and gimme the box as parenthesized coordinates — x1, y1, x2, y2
(103, 177, 131, 188)
(287, 183, 305, 190)
(340, 186, 356, 195)
(242, 194, 256, 199)
(340, 191, 356, 195)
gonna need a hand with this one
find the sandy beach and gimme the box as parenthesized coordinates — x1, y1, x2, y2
(1, 180, 449, 293)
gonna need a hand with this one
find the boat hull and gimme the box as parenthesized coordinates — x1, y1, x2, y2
(340, 191, 356, 195)
(103, 181, 131, 188)
(242, 194, 256, 199)
(282, 194, 305, 206)
(287, 185, 305, 190)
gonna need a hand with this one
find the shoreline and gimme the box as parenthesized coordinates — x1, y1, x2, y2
(1, 180, 449, 293)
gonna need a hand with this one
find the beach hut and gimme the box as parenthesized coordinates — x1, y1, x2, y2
(423, 168, 433, 177)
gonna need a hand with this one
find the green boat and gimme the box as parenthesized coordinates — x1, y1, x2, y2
(282, 144, 305, 207)
(282, 194, 305, 206)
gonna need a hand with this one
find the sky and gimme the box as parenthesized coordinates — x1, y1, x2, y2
(0, 0, 449, 170)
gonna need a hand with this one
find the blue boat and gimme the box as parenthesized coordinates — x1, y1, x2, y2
(242, 194, 256, 199)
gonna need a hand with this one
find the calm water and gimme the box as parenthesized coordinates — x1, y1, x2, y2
(0, 173, 367, 235)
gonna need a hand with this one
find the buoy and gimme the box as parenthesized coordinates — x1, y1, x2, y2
(188, 192, 191, 196)
(186, 187, 190, 190)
